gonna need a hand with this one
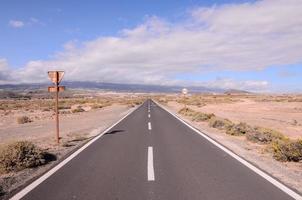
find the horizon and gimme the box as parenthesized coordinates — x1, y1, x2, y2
(0, 0, 302, 93)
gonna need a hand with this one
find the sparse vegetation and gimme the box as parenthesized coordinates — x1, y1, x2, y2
(192, 112, 215, 122)
(271, 139, 302, 162)
(246, 127, 286, 144)
(208, 117, 234, 130)
(91, 104, 103, 109)
(178, 107, 197, 117)
(226, 122, 252, 136)
(177, 106, 302, 162)
(0, 141, 56, 174)
(17, 116, 32, 124)
(72, 106, 85, 113)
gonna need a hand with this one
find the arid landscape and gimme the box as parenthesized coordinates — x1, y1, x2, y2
(156, 93, 302, 193)
(0, 90, 302, 198)
(0, 90, 145, 198)
(1, 1, 302, 199)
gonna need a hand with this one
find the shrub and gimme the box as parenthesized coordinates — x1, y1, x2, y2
(178, 108, 197, 117)
(226, 122, 252, 136)
(58, 105, 71, 110)
(17, 116, 32, 124)
(0, 141, 56, 173)
(91, 104, 103, 109)
(246, 127, 286, 144)
(192, 112, 215, 122)
(72, 106, 85, 113)
(271, 139, 302, 162)
(209, 117, 234, 130)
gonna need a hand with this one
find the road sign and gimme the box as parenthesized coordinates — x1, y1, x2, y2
(48, 71, 65, 84)
(47, 71, 65, 144)
(182, 88, 188, 95)
(48, 86, 65, 92)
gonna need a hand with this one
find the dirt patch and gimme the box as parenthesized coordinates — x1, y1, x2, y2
(0, 102, 134, 199)
(165, 101, 302, 194)
(168, 97, 302, 139)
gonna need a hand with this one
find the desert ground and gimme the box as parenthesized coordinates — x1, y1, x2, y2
(156, 93, 302, 193)
(0, 91, 145, 198)
(165, 94, 302, 139)
(1, 91, 302, 198)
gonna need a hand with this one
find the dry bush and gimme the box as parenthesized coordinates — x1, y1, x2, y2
(226, 122, 253, 136)
(17, 116, 32, 124)
(246, 127, 286, 144)
(91, 104, 103, 109)
(192, 112, 215, 122)
(208, 117, 234, 130)
(271, 139, 302, 162)
(0, 141, 56, 173)
(58, 105, 71, 110)
(72, 106, 85, 113)
(178, 107, 197, 117)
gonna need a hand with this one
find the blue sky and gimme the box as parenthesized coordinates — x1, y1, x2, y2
(0, 0, 301, 92)
(0, 0, 253, 67)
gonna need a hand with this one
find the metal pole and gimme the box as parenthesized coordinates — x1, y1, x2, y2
(55, 72, 60, 144)
(184, 94, 186, 109)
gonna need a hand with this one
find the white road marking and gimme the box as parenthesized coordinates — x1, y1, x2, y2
(155, 101, 302, 200)
(10, 104, 144, 200)
(148, 146, 155, 181)
(148, 114, 151, 118)
(148, 122, 152, 130)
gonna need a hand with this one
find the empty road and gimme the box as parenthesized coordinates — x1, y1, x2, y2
(11, 100, 300, 200)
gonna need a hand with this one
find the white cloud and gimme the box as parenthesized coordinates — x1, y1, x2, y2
(9, 20, 24, 28)
(3, 0, 302, 92)
(204, 78, 269, 92)
(0, 59, 13, 84)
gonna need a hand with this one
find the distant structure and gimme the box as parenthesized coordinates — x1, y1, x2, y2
(182, 88, 188, 95)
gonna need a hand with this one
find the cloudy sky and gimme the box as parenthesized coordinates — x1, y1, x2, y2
(0, 0, 302, 92)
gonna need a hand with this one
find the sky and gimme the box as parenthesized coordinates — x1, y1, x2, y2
(0, 0, 302, 93)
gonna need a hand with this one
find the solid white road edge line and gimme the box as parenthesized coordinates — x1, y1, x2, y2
(148, 122, 152, 130)
(148, 146, 155, 181)
(10, 104, 143, 200)
(154, 101, 302, 200)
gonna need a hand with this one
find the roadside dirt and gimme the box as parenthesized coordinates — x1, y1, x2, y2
(165, 101, 302, 195)
(0, 104, 133, 199)
(168, 98, 302, 139)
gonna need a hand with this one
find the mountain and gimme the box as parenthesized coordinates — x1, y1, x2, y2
(0, 81, 225, 94)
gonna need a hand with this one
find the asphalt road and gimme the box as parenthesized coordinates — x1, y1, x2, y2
(13, 100, 298, 200)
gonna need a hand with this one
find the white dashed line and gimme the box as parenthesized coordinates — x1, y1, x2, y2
(148, 146, 155, 181)
(148, 114, 151, 118)
(148, 122, 152, 130)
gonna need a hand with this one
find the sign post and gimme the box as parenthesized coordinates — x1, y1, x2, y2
(48, 71, 65, 144)
(182, 88, 188, 109)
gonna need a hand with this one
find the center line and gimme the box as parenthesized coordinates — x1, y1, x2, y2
(148, 146, 155, 181)
(148, 122, 152, 130)
(148, 114, 151, 118)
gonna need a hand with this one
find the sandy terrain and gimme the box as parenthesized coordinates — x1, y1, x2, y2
(168, 97, 302, 139)
(164, 101, 302, 194)
(0, 98, 134, 198)
(0, 104, 130, 146)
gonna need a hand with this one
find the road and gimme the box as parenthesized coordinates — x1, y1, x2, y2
(11, 100, 300, 200)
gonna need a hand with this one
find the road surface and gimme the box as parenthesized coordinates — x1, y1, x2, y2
(12, 100, 299, 200)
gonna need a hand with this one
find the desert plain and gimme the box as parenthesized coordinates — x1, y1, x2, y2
(0, 91, 302, 198)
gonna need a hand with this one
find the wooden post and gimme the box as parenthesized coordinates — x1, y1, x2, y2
(55, 72, 60, 144)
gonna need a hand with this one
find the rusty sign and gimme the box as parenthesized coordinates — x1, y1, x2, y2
(48, 86, 65, 92)
(48, 71, 65, 84)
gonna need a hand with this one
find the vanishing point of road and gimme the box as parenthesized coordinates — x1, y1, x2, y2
(10, 100, 301, 200)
